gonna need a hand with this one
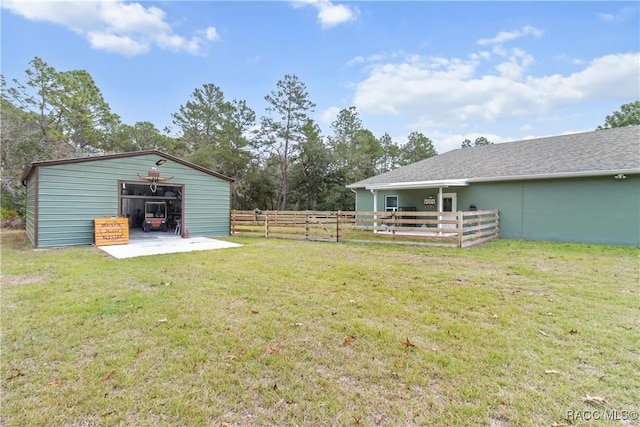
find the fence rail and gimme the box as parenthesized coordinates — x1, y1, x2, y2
(231, 209, 499, 248)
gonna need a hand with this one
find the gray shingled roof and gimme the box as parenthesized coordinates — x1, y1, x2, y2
(348, 125, 640, 188)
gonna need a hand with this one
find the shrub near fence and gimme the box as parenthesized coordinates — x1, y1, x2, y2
(230, 210, 499, 248)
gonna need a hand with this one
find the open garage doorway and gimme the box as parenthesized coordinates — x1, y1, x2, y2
(118, 180, 185, 238)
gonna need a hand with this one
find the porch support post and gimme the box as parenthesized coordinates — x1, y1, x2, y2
(371, 189, 378, 233)
(438, 187, 443, 231)
(457, 211, 463, 248)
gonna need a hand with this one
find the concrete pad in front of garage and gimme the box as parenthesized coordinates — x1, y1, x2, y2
(99, 234, 242, 259)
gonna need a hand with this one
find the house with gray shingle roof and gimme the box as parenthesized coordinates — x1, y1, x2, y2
(347, 125, 640, 246)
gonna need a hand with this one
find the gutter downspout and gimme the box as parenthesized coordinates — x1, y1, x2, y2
(350, 188, 358, 211)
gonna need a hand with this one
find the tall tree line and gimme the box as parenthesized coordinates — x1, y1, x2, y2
(1, 57, 438, 216)
(4, 57, 636, 217)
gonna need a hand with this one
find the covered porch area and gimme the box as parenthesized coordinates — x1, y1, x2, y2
(347, 209, 499, 248)
(360, 179, 469, 229)
(349, 179, 499, 247)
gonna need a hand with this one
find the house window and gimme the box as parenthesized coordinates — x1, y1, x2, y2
(385, 195, 398, 212)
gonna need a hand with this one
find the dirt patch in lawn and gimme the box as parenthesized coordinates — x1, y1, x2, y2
(1, 274, 49, 287)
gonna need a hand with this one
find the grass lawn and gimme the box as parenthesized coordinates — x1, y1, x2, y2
(1, 230, 638, 426)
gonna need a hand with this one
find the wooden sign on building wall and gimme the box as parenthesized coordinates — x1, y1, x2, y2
(94, 217, 129, 246)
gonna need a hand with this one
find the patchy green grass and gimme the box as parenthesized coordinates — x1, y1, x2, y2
(1, 230, 638, 426)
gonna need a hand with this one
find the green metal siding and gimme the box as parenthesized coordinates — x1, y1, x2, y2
(355, 190, 373, 212)
(34, 154, 230, 248)
(180, 170, 230, 238)
(354, 175, 640, 246)
(455, 183, 524, 239)
(519, 176, 639, 246)
(25, 171, 37, 246)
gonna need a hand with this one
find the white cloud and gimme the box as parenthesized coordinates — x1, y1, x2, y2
(247, 54, 261, 64)
(319, 106, 342, 129)
(495, 48, 535, 80)
(598, 13, 617, 22)
(352, 37, 640, 136)
(597, 6, 637, 22)
(2, 1, 102, 32)
(100, 1, 170, 34)
(347, 56, 365, 67)
(1, 0, 220, 56)
(202, 27, 220, 42)
(317, 2, 355, 28)
(477, 25, 544, 46)
(87, 32, 149, 57)
(291, 0, 358, 28)
(347, 52, 403, 67)
(555, 53, 640, 98)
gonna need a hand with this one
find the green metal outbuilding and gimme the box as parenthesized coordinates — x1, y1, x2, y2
(21, 150, 234, 248)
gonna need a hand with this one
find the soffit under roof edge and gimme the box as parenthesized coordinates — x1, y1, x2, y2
(364, 180, 469, 190)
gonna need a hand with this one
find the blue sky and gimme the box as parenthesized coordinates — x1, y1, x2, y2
(2, 1, 639, 153)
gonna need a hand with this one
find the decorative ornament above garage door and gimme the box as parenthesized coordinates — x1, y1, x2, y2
(137, 161, 174, 193)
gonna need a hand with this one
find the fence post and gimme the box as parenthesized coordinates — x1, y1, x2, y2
(495, 209, 500, 237)
(230, 210, 235, 235)
(391, 210, 396, 239)
(457, 211, 464, 248)
(264, 212, 269, 238)
(305, 211, 310, 239)
(336, 211, 341, 242)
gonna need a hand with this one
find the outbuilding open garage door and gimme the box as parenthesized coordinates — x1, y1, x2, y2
(118, 180, 185, 236)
